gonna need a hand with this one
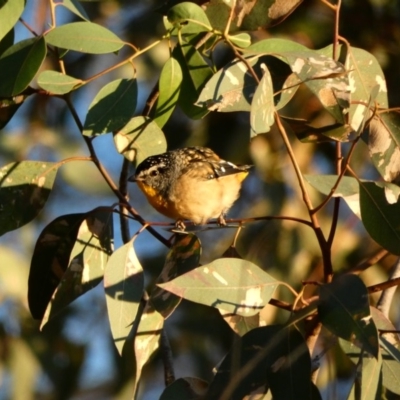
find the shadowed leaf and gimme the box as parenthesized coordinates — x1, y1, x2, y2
(37, 71, 83, 94)
(160, 377, 208, 400)
(319, 275, 379, 358)
(0, 161, 58, 236)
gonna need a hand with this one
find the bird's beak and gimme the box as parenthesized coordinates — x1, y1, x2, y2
(128, 174, 137, 182)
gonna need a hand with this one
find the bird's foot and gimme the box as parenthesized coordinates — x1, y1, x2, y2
(217, 214, 227, 226)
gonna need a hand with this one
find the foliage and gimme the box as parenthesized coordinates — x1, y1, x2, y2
(1, 0, 400, 399)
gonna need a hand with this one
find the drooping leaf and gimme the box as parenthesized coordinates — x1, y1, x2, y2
(346, 47, 388, 132)
(368, 112, 400, 184)
(0, 161, 58, 236)
(0, 0, 25, 41)
(28, 213, 86, 319)
(83, 79, 137, 136)
(250, 63, 275, 136)
(207, 325, 321, 400)
(113, 116, 167, 165)
(159, 258, 278, 317)
(152, 57, 182, 128)
(159, 377, 208, 400)
(40, 209, 113, 328)
(133, 301, 164, 395)
(37, 71, 83, 94)
(196, 55, 259, 112)
(219, 310, 260, 336)
(0, 36, 47, 97)
(359, 181, 400, 255)
(151, 233, 201, 319)
(167, 2, 212, 34)
(174, 42, 212, 119)
(319, 274, 379, 358)
(379, 336, 400, 394)
(45, 22, 125, 54)
(340, 339, 383, 400)
(104, 237, 144, 355)
(61, 0, 89, 21)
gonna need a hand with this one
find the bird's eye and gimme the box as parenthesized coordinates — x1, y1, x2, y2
(150, 169, 159, 177)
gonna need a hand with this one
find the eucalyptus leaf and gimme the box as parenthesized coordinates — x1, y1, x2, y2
(38, 71, 83, 94)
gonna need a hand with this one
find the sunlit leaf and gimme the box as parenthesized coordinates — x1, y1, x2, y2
(205, 0, 302, 32)
(159, 258, 278, 316)
(207, 325, 321, 399)
(159, 377, 208, 400)
(196, 55, 259, 112)
(113, 116, 167, 165)
(37, 71, 83, 94)
(152, 57, 182, 128)
(228, 33, 251, 48)
(250, 63, 275, 136)
(0, 36, 46, 96)
(340, 339, 383, 400)
(379, 336, 400, 394)
(62, 0, 89, 21)
(133, 301, 164, 395)
(0, 161, 58, 236)
(151, 233, 201, 319)
(40, 209, 113, 329)
(83, 79, 137, 136)
(104, 237, 144, 355)
(45, 22, 125, 54)
(319, 275, 379, 358)
(0, 0, 24, 41)
(248, 38, 308, 53)
(368, 112, 400, 184)
(167, 2, 211, 34)
(346, 46, 388, 132)
(219, 310, 260, 336)
(359, 181, 400, 255)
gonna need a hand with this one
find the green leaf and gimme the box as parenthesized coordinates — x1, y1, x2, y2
(160, 377, 208, 400)
(151, 233, 201, 319)
(45, 22, 124, 54)
(196, 55, 259, 112)
(133, 301, 164, 395)
(346, 47, 388, 132)
(167, 2, 211, 34)
(158, 258, 278, 317)
(39, 210, 113, 328)
(204, 0, 302, 32)
(359, 181, 400, 255)
(207, 325, 321, 399)
(250, 64, 275, 136)
(319, 275, 379, 358)
(368, 112, 400, 184)
(37, 71, 83, 94)
(380, 336, 400, 394)
(113, 116, 167, 165)
(0, 161, 59, 236)
(28, 213, 86, 319)
(0, 0, 25, 41)
(341, 339, 383, 400)
(0, 36, 47, 96)
(83, 79, 137, 136)
(219, 311, 260, 336)
(248, 38, 308, 53)
(228, 33, 251, 48)
(152, 57, 182, 128)
(174, 42, 212, 119)
(104, 237, 144, 355)
(61, 0, 89, 21)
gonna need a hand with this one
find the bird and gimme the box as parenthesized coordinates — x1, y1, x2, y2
(129, 147, 251, 230)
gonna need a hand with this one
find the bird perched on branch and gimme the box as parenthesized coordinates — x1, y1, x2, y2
(129, 147, 251, 230)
